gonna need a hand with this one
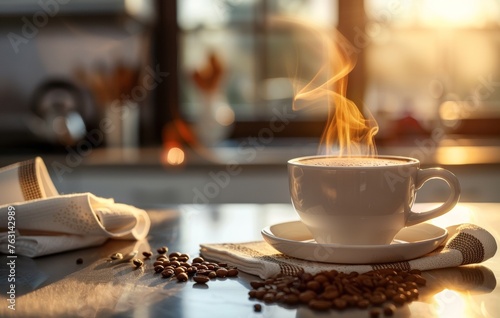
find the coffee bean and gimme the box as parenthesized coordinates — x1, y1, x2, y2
(341, 294, 359, 306)
(153, 261, 164, 267)
(141, 250, 425, 314)
(132, 258, 143, 268)
(194, 276, 209, 284)
(161, 269, 174, 278)
(208, 271, 217, 279)
(248, 290, 257, 298)
(392, 293, 407, 306)
(289, 287, 300, 295)
(306, 280, 321, 292)
(176, 272, 188, 282)
(76, 258, 83, 265)
(170, 261, 181, 268)
(334, 281, 344, 294)
(142, 251, 153, 258)
(162, 260, 171, 267)
(110, 253, 123, 260)
(383, 303, 396, 316)
(360, 277, 374, 288)
(247, 269, 425, 313)
(408, 288, 419, 300)
(263, 293, 275, 303)
(283, 294, 299, 305)
(169, 252, 181, 258)
(196, 270, 210, 276)
(384, 289, 398, 298)
(345, 284, 362, 296)
(253, 304, 262, 312)
(314, 274, 328, 284)
(216, 268, 228, 278)
(321, 290, 340, 300)
(357, 299, 370, 309)
(192, 257, 204, 263)
(413, 275, 427, 286)
(275, 291, 286, 301)
(370, 293, 386, 306)
(157, 246, 168, 254)
(333, 298, 347, 310)
(299, 290, 316, 304)
(255, 290, 267, 300)
(154, 265, 165, 273)
(370, 308, 381, 318)
(404, 281, 418, 289)
(392, 275, 404, 283)
(308, 299, 332, 311)
(227, 269, 239, 277)
(251, 281, 265, 289)
(186, 267, 197, 276)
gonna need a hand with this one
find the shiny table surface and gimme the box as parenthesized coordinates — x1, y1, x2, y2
(1, 202, 499, 318)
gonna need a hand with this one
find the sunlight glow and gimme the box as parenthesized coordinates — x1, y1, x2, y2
(428, 205, 475, 228)
(433, 289, 467, 318)
(421, 0, 484, 27)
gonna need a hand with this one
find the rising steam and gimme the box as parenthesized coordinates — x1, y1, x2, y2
(276, 18, 378, 156)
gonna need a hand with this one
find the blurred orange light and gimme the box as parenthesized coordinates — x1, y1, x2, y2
(439, 101, 461, 121)
(164, 147, 185, 165)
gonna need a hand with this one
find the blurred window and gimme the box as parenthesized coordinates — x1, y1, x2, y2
(175, 0, 500, 142)
(365, 0, 500, 136)
(177, 0, 338, 125)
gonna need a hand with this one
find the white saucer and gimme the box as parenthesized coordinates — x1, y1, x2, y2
(261, 221, 448, 264)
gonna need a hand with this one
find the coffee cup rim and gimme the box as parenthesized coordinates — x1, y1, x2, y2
(288, 155, 419, 168)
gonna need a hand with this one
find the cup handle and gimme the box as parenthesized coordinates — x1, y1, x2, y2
(406, 168, 461, 226)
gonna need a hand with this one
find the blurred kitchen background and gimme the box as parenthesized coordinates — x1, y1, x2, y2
(1, 0, 500, 207)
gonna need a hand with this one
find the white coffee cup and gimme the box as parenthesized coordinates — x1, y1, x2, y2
(288, 155, 461, 245)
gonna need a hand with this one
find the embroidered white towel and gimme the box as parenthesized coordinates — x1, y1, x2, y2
(0, 157, 150, 257)
(201, 224, 497, 279)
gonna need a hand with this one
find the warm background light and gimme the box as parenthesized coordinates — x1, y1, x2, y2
(215, 104, 235, 127)
(163, 146, 186, 166)
(421, 0, 484, 28)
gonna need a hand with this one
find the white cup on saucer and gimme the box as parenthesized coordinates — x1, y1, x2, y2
(288, 155, 461, 245)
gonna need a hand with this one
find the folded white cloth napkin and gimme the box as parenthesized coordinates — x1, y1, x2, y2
(201, 223, 497, 279)
(0, 157, 150, 257)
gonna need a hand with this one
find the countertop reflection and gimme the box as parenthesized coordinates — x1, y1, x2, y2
(0, 202, 498, 318)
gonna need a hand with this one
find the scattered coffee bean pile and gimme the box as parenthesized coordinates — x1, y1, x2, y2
(127, 246, 239, 285)
(119, 248, 424, 316)
(248, 268, 426, 316)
